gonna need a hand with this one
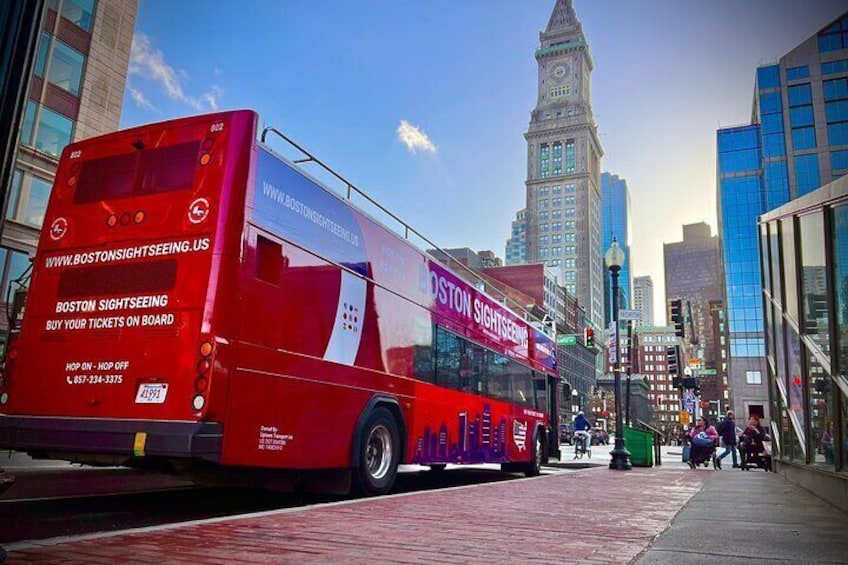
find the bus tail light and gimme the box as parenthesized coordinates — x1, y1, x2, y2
(106, 214, 117, 227)
(193, 339, 215, 411)
(134, 210, 146, 224)
(199, 137, 214, 166)
(194, 376, 208, 393)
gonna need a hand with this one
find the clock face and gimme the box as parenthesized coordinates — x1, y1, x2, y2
(552, 64, 569, 79)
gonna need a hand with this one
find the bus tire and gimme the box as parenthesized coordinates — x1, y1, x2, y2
(352, 407, 400, 496)
(524, 428, 544, 477)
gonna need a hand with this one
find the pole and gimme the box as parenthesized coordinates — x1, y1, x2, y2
(609, 265, 632, 471)
(625, 320, 633, 428)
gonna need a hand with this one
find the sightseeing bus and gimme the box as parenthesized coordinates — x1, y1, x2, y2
(0, 110, 559, 495)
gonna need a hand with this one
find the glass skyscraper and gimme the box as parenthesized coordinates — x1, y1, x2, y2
(601, 172, 631, 326)
(717, 11, 848, 422)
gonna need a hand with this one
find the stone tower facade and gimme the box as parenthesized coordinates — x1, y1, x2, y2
(524, 0, 604, 330)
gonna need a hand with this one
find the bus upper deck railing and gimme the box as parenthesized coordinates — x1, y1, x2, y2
(260, 126, 554, 337)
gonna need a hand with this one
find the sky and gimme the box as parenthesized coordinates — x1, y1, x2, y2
(120, 0, 848, 324)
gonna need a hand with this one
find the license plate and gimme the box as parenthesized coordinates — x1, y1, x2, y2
(135, 383, 168, 404)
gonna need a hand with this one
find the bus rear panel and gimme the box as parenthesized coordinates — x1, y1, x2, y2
(0, 110, 256, 465)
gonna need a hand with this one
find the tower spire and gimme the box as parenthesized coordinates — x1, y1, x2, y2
(545, 0, 579, 36)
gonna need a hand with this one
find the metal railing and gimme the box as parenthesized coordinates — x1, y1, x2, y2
(259, 126, 554, 336)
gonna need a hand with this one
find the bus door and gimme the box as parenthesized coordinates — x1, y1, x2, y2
(546, 374, 560, 459)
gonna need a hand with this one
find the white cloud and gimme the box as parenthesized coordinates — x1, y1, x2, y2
(397, 120, 437, 154)
(129, 32, 222, 112)
(128, 85, 156, 111)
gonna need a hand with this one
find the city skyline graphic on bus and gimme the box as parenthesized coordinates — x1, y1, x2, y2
(412, 403, 520, 464)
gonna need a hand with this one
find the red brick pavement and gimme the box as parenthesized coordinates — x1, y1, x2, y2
(6, 467, 710, 564)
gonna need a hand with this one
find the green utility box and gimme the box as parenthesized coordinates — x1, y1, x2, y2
(623, 426, 654, 467)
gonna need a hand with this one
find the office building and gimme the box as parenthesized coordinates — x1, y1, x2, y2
(601, 172, 632, 325)
(716, 10, 848, 422)
(633, 275, 655, 327)
(663, 223, 723, 374)
(504, 209, 527, 266)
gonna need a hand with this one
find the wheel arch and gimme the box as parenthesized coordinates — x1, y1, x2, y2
(349, 395, 407, 468)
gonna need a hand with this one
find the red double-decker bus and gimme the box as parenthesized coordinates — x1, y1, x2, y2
(0, 110, 559, 495)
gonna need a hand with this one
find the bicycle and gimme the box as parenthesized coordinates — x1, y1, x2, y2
(573, 431, 592, 459)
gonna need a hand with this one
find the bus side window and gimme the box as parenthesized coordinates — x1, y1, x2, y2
(434, 326, 462, 391)
(486, 351, 512, 403)
(509, 363, 535, 409)
(256, 235, 282, 285)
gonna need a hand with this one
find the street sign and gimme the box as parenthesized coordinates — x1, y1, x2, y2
(557, 334, 577, 346)
(618, 309, 641, 321)
(689, 358, 703, 367)
(608, 343, 617, 364)
(700, 369, 717, 375)
(680, 411, 691, 425)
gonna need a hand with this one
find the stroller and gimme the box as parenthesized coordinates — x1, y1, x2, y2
(685, 436, 719, 469)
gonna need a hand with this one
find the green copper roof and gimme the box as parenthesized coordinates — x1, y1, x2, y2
(536, 40, 588, 57)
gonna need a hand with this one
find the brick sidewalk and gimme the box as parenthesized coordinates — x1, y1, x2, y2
(6, 467, 709, 564)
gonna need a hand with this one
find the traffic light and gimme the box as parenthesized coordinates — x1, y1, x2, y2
(666, 345, 680, 375)
(672, 376, 682, 389)
(584, 327, 595, 349)
(670, 298, 685, 338)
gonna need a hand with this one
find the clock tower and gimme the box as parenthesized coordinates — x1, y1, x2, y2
(524, 0, 604, 331)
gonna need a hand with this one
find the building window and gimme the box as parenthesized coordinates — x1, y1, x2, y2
(745, 371, 762, 385)
(540, 143, 550, 178)
(551, 184, 562, 194)
(552, 246, 561, 256)
(564, 208, 575, 218)
(565, 139, 575, 174)
(34, 32, 50, 77)
(565, 258, 575, 268)
(565, 246, 575, 255)
(757, 64, 780, 88)
(5, 170, 51, 228)
(794, 154, 821, 197)
(46, 39, 85, 95)
(539, 235, 549, 246)
(832, 149, 848, 171)
(60, 0, 96, 32)
(538, 199, 549, 210)
(565, 183, 575, 194)
(822, 59, 848, 75)
(551, 233, 562, 244)
(786, 66, 809, 80)
(817, 16, 848, 53)
(792, 127, 817, 150)
(539, 210, 549, 221)
(551, 209, 562, 220)
(540, 223, 549, 232)
(552, 141, 562, 175)
(539, 186, 550, 197)
(23, 104, 75, 157)
(552, 197, 562, 208)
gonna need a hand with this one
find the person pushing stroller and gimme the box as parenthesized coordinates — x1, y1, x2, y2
(688, 416, 719, 469)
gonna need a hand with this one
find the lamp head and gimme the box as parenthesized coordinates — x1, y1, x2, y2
(605, 238, 626, 269)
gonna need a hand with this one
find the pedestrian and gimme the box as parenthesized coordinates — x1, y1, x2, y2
(716, 410, 739, 468)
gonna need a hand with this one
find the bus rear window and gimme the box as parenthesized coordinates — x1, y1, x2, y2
(138, 141, 200, 195)
(74, 152, 136, 203)
(57, 260, 177, 298)
(73, 140, 201, 204)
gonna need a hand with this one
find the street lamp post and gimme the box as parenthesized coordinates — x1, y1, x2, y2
(606, 238, 632, 471)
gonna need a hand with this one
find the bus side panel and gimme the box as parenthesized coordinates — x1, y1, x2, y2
(220, 346, 375, 469)
(408, 381, 542, 465)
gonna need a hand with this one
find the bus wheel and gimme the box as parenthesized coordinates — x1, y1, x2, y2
(353, 407, 400, 496)
(524, 429, 543, 477)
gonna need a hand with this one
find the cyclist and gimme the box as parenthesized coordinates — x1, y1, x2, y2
(573, 411, 592, 457)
